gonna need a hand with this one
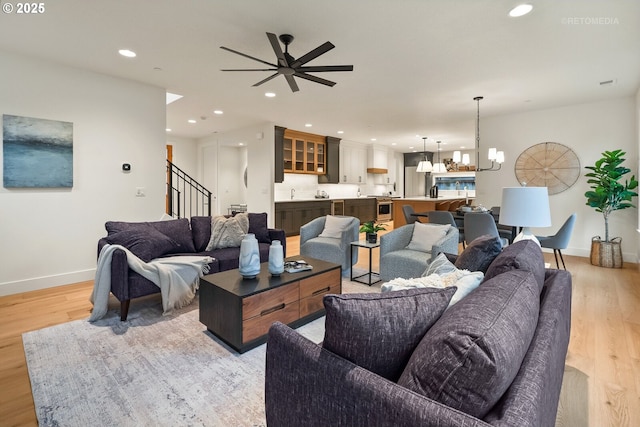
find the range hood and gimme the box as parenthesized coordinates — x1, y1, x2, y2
(367, 145, 388, 174)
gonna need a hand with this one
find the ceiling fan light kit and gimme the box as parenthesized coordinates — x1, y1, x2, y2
(220, 32, 354, 92)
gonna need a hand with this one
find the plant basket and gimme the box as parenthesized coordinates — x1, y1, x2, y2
(590, 236, 623, 268)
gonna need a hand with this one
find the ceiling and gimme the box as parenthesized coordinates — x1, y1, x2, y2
(1, 0, 638, 152)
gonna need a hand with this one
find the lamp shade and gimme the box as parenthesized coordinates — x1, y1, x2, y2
(416, 160, 432, 172)
(500, 187, 551, 227)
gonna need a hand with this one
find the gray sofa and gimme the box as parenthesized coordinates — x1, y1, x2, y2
(97, 213, 285, 320)
(265, 240, 572, 427)
(379, 223, 459, 281)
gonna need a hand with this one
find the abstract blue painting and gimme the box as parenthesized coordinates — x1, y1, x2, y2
(3, 114, 73, 188)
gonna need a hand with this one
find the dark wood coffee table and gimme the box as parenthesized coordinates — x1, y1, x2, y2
(199, 256, 341, 353)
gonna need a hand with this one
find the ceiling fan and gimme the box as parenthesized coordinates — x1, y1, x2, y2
(220, 32, 354, 92)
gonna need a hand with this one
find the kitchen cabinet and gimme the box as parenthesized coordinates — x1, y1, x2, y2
(367, 145, 388, 174)
(340, 142, 367, 184)
(283, 129, 326, 175)
(275, 201, 331, 236)
(274, 126, 286, 183)
(344, 198, 376, 224)
(318, 136, 340, 184)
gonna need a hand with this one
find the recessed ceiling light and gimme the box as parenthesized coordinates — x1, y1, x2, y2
(305, 123, 312, 127)
(265, 92, 276, 98)
(166, 92, 183, 105)
(371, 138, 377, 141)
(188, 119, 196, 124)
(239, 142, 245, 146)
(213, 110, 223, 115)
(509, 4, 533, 17)
(337, 130, 344, 134)
(118, 49, 137, 58)
(409, 146, 414, 150)
(391, 142, 397, 146)
(166, 128, 172, 132)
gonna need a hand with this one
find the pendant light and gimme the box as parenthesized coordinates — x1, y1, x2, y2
(474, 96, 504, 172)
(432, 141, 447, 173)
(416, 137, 433, 172)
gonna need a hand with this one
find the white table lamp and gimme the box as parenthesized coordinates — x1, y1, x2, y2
(499, 186, 551, 245)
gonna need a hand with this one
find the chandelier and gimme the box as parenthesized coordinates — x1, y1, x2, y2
(474, 96, 504, 172)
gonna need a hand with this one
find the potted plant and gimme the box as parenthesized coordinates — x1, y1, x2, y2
(584, 149, 638, 268)
(359, 221, 387, 244)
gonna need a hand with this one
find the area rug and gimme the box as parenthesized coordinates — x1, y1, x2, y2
(23, 277, 377, 427)
(23, 295, 326, 427)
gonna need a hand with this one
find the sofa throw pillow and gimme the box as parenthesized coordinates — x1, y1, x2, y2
(318, 215, 353, 239)
(206, 213, 249, 250)
(422, 252, 459, 276)
(397, 270, 540, 419)
(484, 240, 546, 292)
(106, 218, 195, 254)
(105, 226, 177, 262)
(405, 223, 451, 253)
(382, 268, 483, 308)
(248, 212, 271, 244)
(190, 216, 212, 252)
(454, 234, 502, 273)
(322, 288, 455, 382)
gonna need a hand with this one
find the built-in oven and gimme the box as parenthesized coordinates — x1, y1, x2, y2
(376, 197, 393, 222)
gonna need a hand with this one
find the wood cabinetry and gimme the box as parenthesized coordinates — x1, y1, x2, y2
(344, 198, 376, 224)
(318, 136, 340, 184)
(340, 142, 367, 184)
(199, 258, 341, 353)
(275, 200, 332, 236)
(283, 129, 326, 175)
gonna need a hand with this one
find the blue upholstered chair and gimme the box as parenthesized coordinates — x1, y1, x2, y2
(427, 210, 465, 248)
(535, 213, 577, 270)
(464, 212, 509, 248)
(379, 223, 459, 281)
(299, 216, 359, 277)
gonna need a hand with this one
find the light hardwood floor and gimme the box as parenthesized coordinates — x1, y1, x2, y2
(1, 223, 639, 426)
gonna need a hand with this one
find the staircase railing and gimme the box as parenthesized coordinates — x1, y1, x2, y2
(167, 160, 212, 218)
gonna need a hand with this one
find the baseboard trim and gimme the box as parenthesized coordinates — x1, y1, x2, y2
(0, 269, 95, 297)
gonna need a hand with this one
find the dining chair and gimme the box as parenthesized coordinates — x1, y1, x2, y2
(491, 206, 515, 243)
(435, 201, 452, 211)
(402, 205, 421, 225)
(428, 210, 465, 248)
(464, 212, 508, 247)
(535, 213, 577, 270)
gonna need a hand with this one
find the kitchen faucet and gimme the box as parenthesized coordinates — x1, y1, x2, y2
(291, 188, 295, 200)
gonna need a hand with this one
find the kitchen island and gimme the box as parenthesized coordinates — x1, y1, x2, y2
(392, 196, 473, 227)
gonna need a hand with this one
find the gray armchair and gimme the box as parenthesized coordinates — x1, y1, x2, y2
(300, 216, 359, 277)
(379, 224, 459, 281)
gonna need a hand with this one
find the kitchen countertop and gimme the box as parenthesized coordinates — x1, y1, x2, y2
(397, 196, 474, 201)
(275, 196, 378, 203)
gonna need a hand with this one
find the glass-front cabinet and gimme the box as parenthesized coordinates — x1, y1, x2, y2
(283, 129, 326, 175)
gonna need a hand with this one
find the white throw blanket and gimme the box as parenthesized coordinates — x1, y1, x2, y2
(90, 244, 213, 322)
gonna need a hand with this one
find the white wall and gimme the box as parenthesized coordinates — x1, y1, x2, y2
(167, 135, 198, 177)
(475, 96, 638, 261)
(0, 51, 166, 296)
(197, 123, 275, 225)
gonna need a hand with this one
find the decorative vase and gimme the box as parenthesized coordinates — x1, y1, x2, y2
(366, 232, 377, 244)
(590, 236, 623, 268)
(268, 240, 284, 276)
(239, 233, 261, 279)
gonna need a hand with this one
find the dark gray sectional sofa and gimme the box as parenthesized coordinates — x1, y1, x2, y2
(265, 239, 572, 427)
(97, 213, 285, 320)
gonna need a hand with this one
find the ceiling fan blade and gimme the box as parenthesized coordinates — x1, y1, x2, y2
(290, 41, 335, 68)
(297, 65, 354, 72)
(294, 72, 336, 87)
(252, 73, 280, 87)
(285, 75, 300, 92)
(266, 32, 288, 67)
(220, 46, 278, 68)
(221, 68, 278, 71)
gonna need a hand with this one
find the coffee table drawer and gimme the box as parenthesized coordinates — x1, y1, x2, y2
(299, 269, 341, 299)
(300, 284, 341, 318)
(243, 301, 300, 343)
(242, 282, 299, 320)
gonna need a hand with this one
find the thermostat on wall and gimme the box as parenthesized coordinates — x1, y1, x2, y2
(122, 163, 131, 172)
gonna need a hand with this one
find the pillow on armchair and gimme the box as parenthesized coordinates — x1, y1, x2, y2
(405, 223, 451, 252)
(318, 215, 354, 238)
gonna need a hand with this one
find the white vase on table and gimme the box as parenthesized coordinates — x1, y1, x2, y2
(268, 240, 284, 276)
(239, 233, 261, 279)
